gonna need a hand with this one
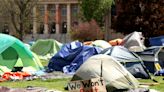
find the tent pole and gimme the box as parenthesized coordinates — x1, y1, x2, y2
(101, 60, 103, 77)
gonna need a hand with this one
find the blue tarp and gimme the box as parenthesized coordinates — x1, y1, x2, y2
(149, 36, 164, 46)
(48, 41, 102, 74)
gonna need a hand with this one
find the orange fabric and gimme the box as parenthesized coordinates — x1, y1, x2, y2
(83, 41, 93, 45)
(2, 72, 13, 80)
(2, 72, 31, 81)
(109, 39, 123, 46)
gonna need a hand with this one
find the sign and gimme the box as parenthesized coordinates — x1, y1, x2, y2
(68, 77, 107, 92)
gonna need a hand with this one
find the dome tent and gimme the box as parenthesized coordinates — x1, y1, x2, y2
(31, 39, 63, 56)
(122, 31, 146, 52)
(30, 39, 63, 61)
(100, 46, 151, 79)
(136, 46, 164, 73)
(0, 34, 43, 75)
(71, 54, 139, 92)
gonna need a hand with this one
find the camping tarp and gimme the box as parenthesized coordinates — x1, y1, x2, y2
(149, 36, 164, 46)
(48, 41, 102, 74)
(0, 34, 43, 75)
(122, 31, 146, 52)
(100, 46, 150, 79)
(71, 55, 139, 92)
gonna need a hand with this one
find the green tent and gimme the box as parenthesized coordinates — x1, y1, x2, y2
(30, 39, 63, 61)
(0, 33, 43, 75)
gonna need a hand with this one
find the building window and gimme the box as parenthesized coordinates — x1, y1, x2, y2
(72, 5, 78, 16)
(61, 5, 67, 16)
(39, 5, 44, 16)
(62, 22, 67, 33)
(50, 22, 56, 34)
(49, 5, 56, 16)
(2, 23, 9, 34)
(39, 23, 44, 34)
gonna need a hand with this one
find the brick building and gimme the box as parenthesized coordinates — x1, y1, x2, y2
(33, 0, 79, 34)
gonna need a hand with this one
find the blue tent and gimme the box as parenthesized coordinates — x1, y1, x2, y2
(48, 41, 102, 74)
(149, 36, 164, 46)
(136, 46, 164, 73)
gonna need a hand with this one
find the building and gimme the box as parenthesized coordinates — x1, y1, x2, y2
(33, 0, 79, 35)
(0, 0, 124, 42)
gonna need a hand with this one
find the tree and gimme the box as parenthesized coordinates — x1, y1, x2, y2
(0, 0, 38, 40)
(113, 0, 164, 38)
(79, 0, 113, 26)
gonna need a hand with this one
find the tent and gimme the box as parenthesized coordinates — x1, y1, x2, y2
(92, 40, 111, 49)
(122, 31, 146, 52)
(83, 40, 111, 49)
(48, 41, 102, 74)
(31, 39, 63, 61)
(71, 54, 139, 92)
(149, 36, 164, 46)
(136, 46, 164, 73)
(0, 33, 44, 75)
(100, 46, 150, 79)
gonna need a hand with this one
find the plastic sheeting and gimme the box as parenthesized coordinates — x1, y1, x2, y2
(48, 41, 102, 74)
(149, 36, 164, 46)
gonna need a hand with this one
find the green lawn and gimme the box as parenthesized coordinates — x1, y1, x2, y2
(0, 78, 70, 92)
(139, 76, 164, 92)
(0, 61, 163, 92)
(0, 76, 163, 92)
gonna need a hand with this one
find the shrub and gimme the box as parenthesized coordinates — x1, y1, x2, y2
(70, 20, 104, 42)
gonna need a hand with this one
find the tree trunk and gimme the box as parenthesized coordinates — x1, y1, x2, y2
(19, 13, 24, 41)
(19, 22, 23, 41)
(104, 9, 111, 41)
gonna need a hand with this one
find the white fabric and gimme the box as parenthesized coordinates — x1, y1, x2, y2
(123, 31, 146, 51)
(73, 54, 139, 90)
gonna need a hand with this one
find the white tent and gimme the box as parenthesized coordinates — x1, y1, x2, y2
(71, 54, 139, 92)
(122, 31, 146, 52)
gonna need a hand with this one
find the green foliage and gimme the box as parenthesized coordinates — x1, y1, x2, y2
(113, 0, 164, 37)
(70, 20, 104, 42)
(79, 0, 113, 26)
(0, 0, 38, 40)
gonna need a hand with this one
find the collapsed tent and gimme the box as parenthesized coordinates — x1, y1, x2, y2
(100, 46, 150, 79)
(149, 36, 164, 46)
(136, 46, 164, 73)
(71, 55, 139, 92)
(30, 39, 63, 61)
(48, 41, 102, 74)
(0, 34, 44, 75)
(122, 31, 146, 52)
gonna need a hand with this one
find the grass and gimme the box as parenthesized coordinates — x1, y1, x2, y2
(0, 78, 71, 92)
(139, 76, 164, 92)
(0, 76, 164, 92)
(0, 61, 163, 92)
